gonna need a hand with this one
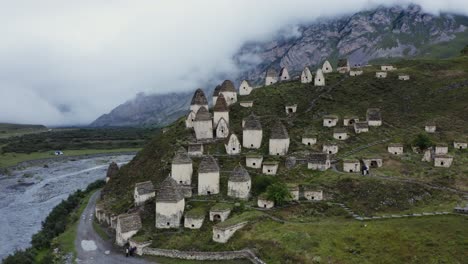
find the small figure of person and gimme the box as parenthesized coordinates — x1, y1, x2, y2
(125, 247, 129, 257)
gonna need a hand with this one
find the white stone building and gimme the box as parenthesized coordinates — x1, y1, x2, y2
(454, 142, 467, 150)
(269, 121, 290, 156)
(212, 84, 221, 106)
(193, 107, 213, 140)
(184, 210, 205, 229)
(239, 101, 253, 108)
(285, 104, 297, 114)
(388, 143, 404, 155)
(216, 117, 230, 139)
(376, 72, 387, 78)
(434, 154, 453, 168)
(198, 155, 220, 195)
(265, 68, 278, 86)
(190, 89, 209, 113)
(366, 108, 382, 126)
(362, 158, 383, 168)
(323, 143, 338, 154)
(279, 67, 290, 81)
(333, 128, 348, 140)
(134, 181, 155, 206)
(213, 94, 229, 128)
(246, 155, 263, 169)
(322, 60, 333, 73)
(343, 160, 360, 173)
(343, 116, 359, 126)
(171, 147, 193, 185)
(209, 204, 232, 222)
(435, 143, 448, 154)
(227, 165, 251, 200)
(288, 185, 300, 201)
(155, 177, 185, 229)
(337, 59, 350, 73)
(323, 115, 339, 127)
(188, 143, 203, 157)
(398, 75, 410, 80)
(302, 136, 317, 146)
(314, 69, 325, 86)
(301, 66, 313, 83)
(303, 189, 323, 201)
(185, 111, 196, 128)
(225, 134, 241, 155)
(239, 80, 253, 96)
(425, 123, 436, 133)
(308, 153, 331, 171)
(262, 161, 279, 175)
(115, 213, 142, 246)
(350, 70, 363, 76)
(258, 195, 274, 208)
(381, 65, 396, 71)
(243, 114, 263, 149)
(213, 222, 248, 243)
(219, 80, 237, 106)
(354, 121, 369, 134)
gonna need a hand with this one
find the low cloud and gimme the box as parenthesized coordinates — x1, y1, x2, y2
(0, 0, 467, 126)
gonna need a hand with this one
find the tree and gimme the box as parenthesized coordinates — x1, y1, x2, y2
(412, 133, 433, 150)
(266, 182, 292, 206)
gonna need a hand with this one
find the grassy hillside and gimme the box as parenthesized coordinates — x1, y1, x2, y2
(0, 123, 47, 139)
(100, 56, 468, 263)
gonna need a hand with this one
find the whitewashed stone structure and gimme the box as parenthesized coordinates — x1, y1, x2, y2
(265, 68, 278, 86)
(376, 72, 387, 78)
(367, 108, 382, 126)
(185, 111, 196, 128)
(155, 177, 185, 229)
(398, 75, 410, 80)
(343, 116, 359, 126)
(425, 123, 436, 133)
(333, 128, 348, 140)
(190, 89, 209, 113)
(381, 65, 396, 71)
(134, 181, 155, 206)
(322, 60, 333, 73)
(262, 161, 279, 175)
(116, 213, 142, 246)
(323, 115, 339, 127)
(209, 204, 232, 222)
(194, 107, 213, 139)
(213, 222, 247, 243)
(225, 134, 241, 155)
(323, 143, 338, 154)
(258, 195, 274, 208)
(314, 69, 325, 86)
(243, 114, 262, 149)
(435, 143, 448, 154)
(216, 118, 230, 139)
(212, 84, 221, 106)
(350, 70, 363, 76)
(308, 153, 331, 171)
(171, 147, 193, 185)
(434, 155, 453, 168)
(288, 185, 300, 201)
(354, 121, 369, 133)
(213, 94, 229, 128)
(302, 136, 317, 146)
(388, 143, 404, 155)
(303, 188, 323, 201)
(343, 160, 360, 173)
(188, 143, 203, 157)
(454, 142, 467, 150)
(198, 155, 220, 195)
(269, 122, 290, 156)
(285, 104, 297, 114)
(245, 155, 263, 169)
(238, 80, 253, 96)
(279, 67, 290, 81)
(337, 59, 350, 73)
(301, 67, 313, 83)
(363, 158, 383, 168)
(219, 80, 237, 106)
(228, 165, 251, 200)
(239, 101, 253, 108)
(184, 211, 205, 229)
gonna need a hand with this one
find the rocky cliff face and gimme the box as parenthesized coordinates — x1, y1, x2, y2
(236, 4, 468, 84)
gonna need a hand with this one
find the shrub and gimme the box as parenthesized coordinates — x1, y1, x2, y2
(412, 133, 433, 150)
(266, 182, 292, 206)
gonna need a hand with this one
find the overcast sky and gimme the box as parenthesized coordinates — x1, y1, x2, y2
(0, 0, 467, 126)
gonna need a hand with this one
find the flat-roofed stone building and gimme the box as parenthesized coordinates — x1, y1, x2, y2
(184, 210, 205, 229)
(285, 104, 297, 114)
(381, 65, 396, 71)
(308, 153, 331, 171)
(262, 161, 279, 175)
(333, 128, 348, 140)
(323, 143, 338, 154)
(425, 123, 436, 133)
(246, 155, 263, 169)
(434, 154, 453, 168)
(435, 143, 448, 154)
(209, 203, 232, 222)
(354, 121, 369, 133)
(302, 135, 317, 146)
(350, 70, 363, 76)
(343, 159, 360, 173)
(323, 115, 339, 127)
(398, 75, 410, 80)
(337, 58, 350, 73)
(134, 181, 155, 206)
(388, 143, 404, 155)
(258, 194, 274, 208)
(343, 116, 359, 126)
(454, 142, 467, 150)
(362, 157, 383, 168)
(376, 72, 387, 78)
(367, 108, 382, 126)
(303, 188, 323, 201)
(116, 213, 142, 246)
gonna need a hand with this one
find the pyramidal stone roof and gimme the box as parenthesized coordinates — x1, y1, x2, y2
(191, 88, 208, 105)
(118, 213, 142, 233)
(198, 155, 219, 173)
(135, 181, 155, 195)
(106, 162, 119, 179)
(279, 67, 288, 77)
(241, 80, 251, 86)
(244, 114, 262, 130)
(229, 165, 250, 182)
(213, 85, 222, 96)
(270, 121, 289, 139)
(156, 176, 184, 202)
(173, 147, 192, 164)
(188, 143, 202, 152)
(219, 80, 236, 93)
(266, 68, 277, 77)
(213, 94, 229, 112)
(195, 106, 211, 121)
(337, 58, 348, 67)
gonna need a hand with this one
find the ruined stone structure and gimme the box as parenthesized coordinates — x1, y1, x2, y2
(243, 113, 263, 149)
(216, 118, 230, 139)
(425, 123, 437, 133)
(262, 161, 279, 175)
(171, 147, 193, 185)
(434, 155, 453, 167)
(190, 89, 209, 113)
(333, 128, 348, 140)
(343, 160, 360, 173)
(209, 204, 232, 222)
(239, 101, 253, 108)
(116, 213, 142, 246)
(185, 111, 196, 128)
(106, 162, 119, 183)
(354, 121, 369, 133)
(225, 134, 241, 155)
(238, 80, 253, 96)
(155, 177, 185, 229)
(184, 211, 205, 229)
(302, 136, 317, 146)
(381, 65, 396, 71)
(228, 165, 251, 200)
(198, 155, 220, 195)
(188, 143, 203, 157)
(285, 104, 297, 114)
(337, 58, 350, 73)
(194, 107, 213, 139)
(134, 181, 155, 206)
(308, 153, 331, 171)
(323, 143, 338, 154)
(398, 75, 410, 80)
(301, 66, 313, 83)
(362, 158, 383, 168)
(435, 143, 448, 154)
(322, 60, 333, 73)
(323, 115, 339, 127)
(314, 69, 325, 86)
(388, 143, 404, 155)
(350, 70, 363, 76)
(279, 67, 290, 81)
(265, 68, 278, 86)
(219, 80, 237, 106)
(454, 142, 467, 150)
(288, 185, 300, 201)
(303, 188, 323, 201)
(376, 72, 387, 78)
(246, 155, 263, 169)
(269, 121, 290, 156)
(213, 94, 229, 128)
(366, 108, 382, 126)
(343, 116, 359, 126)
(213, 222, 248, 243)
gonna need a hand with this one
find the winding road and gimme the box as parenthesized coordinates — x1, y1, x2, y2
(75, 190, 154, 264)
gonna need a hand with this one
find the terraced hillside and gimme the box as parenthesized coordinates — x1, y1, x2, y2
(100, 56, 468, 263)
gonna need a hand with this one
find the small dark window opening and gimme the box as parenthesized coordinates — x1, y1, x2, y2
(350, 170, 353, 172)
(288, 108, 293, 113)
(308, 142, 311, 146)
(251, 144, 254, 147)
(179, 181, 183, 184)
(268, 169, 271, 173)
(167, 222, 170, 226)
(371, 161, 378, 168)
(264, 204, 266, 208)
(277, 153, 280, 155)
(191, 224, 194, 227)
(319, 79, 321, 81)
(394, 152, 397, 155)
(207, 191, 211, 195)
(233, 148, 236, 151)
(460, 146, 463, 150)
(350, 119, 355, 125)
(312, 197, 315, 200)
(221, 130, 224, 133)
(339, 136, 342, 139)
(441, 162, 444, 166)
(253, 163, 256, 166)
(328, 120, 331, 124)
(217, 234, 220, 238)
